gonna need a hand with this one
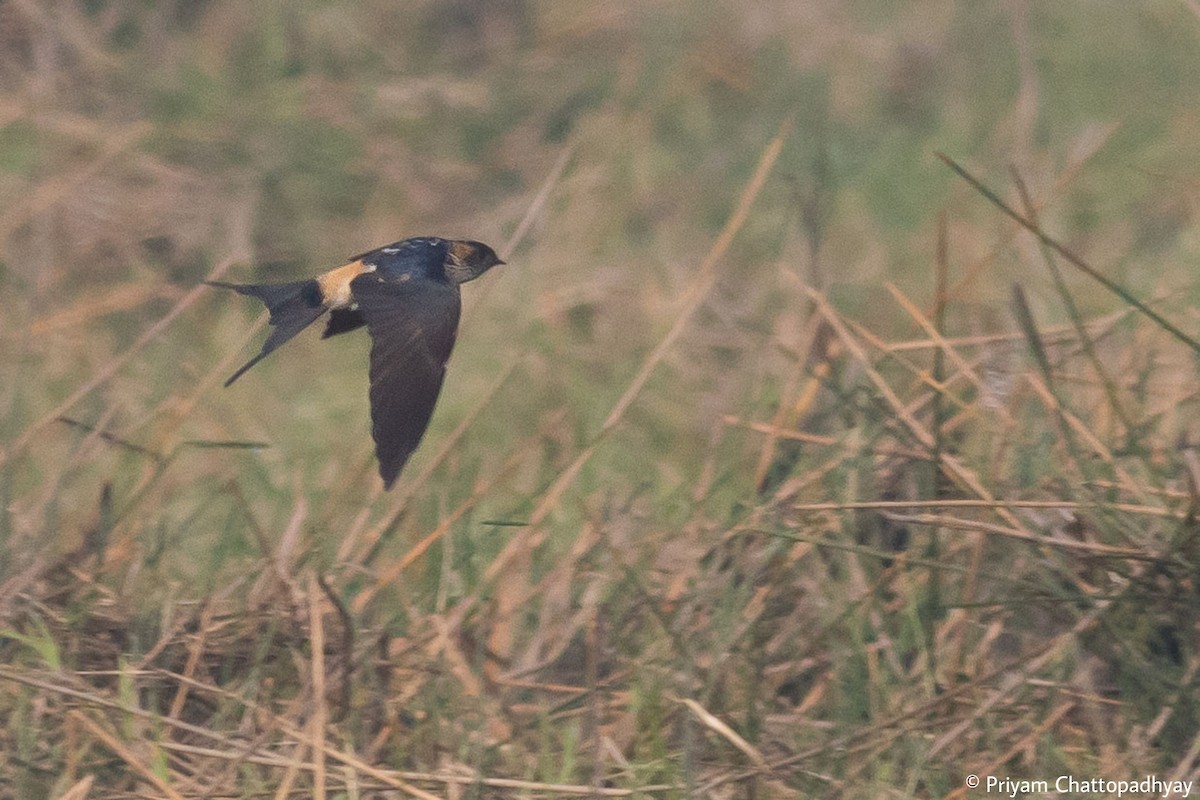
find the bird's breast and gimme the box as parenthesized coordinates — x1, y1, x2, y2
(317, 259, 374, 309)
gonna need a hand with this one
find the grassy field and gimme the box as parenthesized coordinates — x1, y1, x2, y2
(4, 1, 1200, 797)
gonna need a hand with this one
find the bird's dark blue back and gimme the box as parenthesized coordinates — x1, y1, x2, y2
(358, 237, 452, 283)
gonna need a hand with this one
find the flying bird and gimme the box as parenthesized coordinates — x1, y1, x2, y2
(209, 236, 504, 488)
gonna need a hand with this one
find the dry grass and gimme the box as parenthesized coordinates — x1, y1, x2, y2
(4, 1, 1200, 798)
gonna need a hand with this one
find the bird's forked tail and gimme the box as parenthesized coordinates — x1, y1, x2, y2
(207, 279, 327, 386)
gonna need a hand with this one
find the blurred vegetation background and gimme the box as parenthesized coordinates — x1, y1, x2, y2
(4, 1, 1200, 797)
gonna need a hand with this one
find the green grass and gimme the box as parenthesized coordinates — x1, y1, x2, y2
(4, 1, 1200, 797)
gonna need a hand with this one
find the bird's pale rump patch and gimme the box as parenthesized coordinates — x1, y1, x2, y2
(317, 259, 370, 308)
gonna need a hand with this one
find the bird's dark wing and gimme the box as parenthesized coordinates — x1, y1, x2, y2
(350, 273, 462, 488)
(322, 308, 366, 338)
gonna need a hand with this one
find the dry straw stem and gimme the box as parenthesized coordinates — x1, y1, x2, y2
(66, 709, 185, 800)
(1156, 681, 1200, 786)
(884, 282, 1006, 423)
(680, 697, 769, 769)
(158, 739, 679, 797)
(164, 602, 214, 721)
(840, 306, 989, 431)
(35, 666, 444, 800)
(306, 572, 328, 800)
(882, 304, 1137, 353)
(941, 701, 1077, 800)
(1144, 657, 1200, 751)
(55, 775, 95, 800)
(1010, 168, 1136, 433)
(752, 310, 834, 490)
(933, 620, 1115, 800)
(30, 282, 181, 335)
(937, 152, 1200, 357)
(941, 123, 1117, 306)
(0, 120, 149, 245)
(788, 497, 1177, 519)
(2, 246, 244, 470)
(879, 512, 1145, 557)
(350, 410, 555, 615)
(804, 284, 1034, 616)
(927, 504, 1188, 771)
(3, 666, 676, 798)
(1020, 368, 1145, 502)
(7, 0, 117, 71)
(470, 114, 796, 657)
(804, 286, 1029, 534)
(696, 632, 1079, 795)
(725, 417, 838, 447)
(595, 115, 792, 436)
(500, 143, 576, 262)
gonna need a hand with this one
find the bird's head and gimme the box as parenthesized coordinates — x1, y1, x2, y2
(445, 240, 505, 284)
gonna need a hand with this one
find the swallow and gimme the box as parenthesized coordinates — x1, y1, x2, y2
(209, 236, 504, 488)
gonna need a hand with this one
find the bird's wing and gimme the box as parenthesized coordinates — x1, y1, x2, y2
(350, 273, 462, 488)
(322, 307, 366, 338)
